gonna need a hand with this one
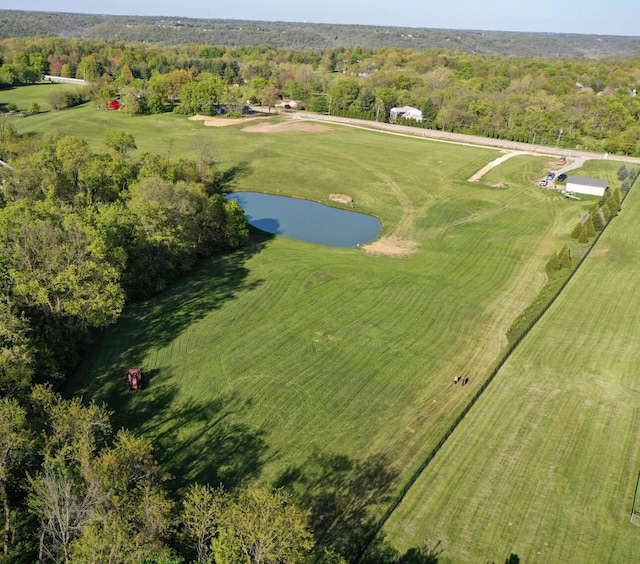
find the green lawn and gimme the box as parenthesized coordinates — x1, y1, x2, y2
(24, 91, 631, 560)
(384, 180, 640, 562)
(1, 82, 82, 112)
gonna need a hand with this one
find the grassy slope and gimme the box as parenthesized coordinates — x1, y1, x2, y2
(384, 178, 640, 561)
(16, 88, 627, 559)
(1, 82, 81, 112)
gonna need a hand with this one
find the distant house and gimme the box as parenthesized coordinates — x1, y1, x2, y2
(275, 99, 307, 110)
(566, 175, 609, 197)
(390, 106, 423, 121)
(108, 100, 121, 110)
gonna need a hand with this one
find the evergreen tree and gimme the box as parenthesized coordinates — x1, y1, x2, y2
(545, 252, 560, 271)
(578, 224, 588, 243)
(608, 187, 621, 211)
(617, 164, 628, 180)
(558, 244, 571, 268)
(570, 221, 582, 239)
(591, 208, 604, 231)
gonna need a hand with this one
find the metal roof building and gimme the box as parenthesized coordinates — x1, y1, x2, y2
(566, 176, 609, 197)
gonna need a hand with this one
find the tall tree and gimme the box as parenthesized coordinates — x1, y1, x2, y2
(223, 487, 314, 564)
(103, 130, 137, 158)
(176, 73, 225, 116)
(182, 483, 228, 563)
(0, 298, 33, 398)
(0, 201, 125, 332)
(71, 431, 174, 563)
(0, 397, 30, 556)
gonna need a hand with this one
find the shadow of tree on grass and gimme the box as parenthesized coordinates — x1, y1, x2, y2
(276, 451, 397, 562)
(116, 230, 273, 366)
(276, 450, 442, 563)
(66, 230, 273, 402)
(108, 377, 270, 493)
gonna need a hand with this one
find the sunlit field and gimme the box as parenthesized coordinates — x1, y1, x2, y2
(15, 85, 633, 561)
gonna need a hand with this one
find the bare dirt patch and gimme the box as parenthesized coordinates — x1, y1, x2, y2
(468, 151, 523, 182)
(189, 114, 264, 127)
(329, 193, 353, 205)
(362, 236, 418, 257)
(242, 121, 331, 133)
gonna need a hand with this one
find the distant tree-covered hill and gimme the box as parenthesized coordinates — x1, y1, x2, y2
(1, 9, 639, 58)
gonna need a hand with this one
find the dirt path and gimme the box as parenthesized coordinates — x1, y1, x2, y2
(467, 151, 526, 182)
(335, 152, 422, 256)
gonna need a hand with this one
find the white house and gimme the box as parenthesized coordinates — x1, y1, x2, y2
(389, 106, 423, 121)
(565, 176, 609, 197)
(275, 99, 306, 110)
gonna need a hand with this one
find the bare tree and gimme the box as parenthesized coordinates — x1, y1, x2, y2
(182, 483, 228, 562)
(29, 467, 98, 562)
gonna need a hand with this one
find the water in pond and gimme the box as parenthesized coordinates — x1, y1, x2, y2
(226, 192, 381, 248)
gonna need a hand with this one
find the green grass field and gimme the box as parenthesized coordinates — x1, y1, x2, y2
(1, 82, 82, 112)
(383, 185, 640, 562)
(15, 85, 635, 561)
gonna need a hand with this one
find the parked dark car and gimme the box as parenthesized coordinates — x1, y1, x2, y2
(557, 173, 567, 182)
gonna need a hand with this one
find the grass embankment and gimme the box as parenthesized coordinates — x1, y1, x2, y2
(15, 87, 628, 560)
(384, 169, 640, 562)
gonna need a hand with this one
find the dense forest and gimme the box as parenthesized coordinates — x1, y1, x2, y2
(1, 20, 639, 562)
(1, 9, 640, 58)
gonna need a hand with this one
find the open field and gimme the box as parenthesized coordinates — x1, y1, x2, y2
(384, 184, 640, 562)
(18, 87, 631, 560)
(0, 82, 82, 112)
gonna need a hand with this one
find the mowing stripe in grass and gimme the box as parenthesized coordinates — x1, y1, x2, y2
(355, 194, 623, 562)
(630, 472, 640, 524)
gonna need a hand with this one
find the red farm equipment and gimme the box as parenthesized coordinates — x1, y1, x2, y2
(126, 368, 144, 391)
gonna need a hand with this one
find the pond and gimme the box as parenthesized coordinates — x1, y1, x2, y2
(226, 192, 382, 248)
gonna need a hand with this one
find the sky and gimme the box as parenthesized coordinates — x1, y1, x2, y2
(5, 0, 640, 37)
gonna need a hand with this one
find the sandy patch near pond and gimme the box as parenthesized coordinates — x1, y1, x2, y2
(189, 114, 264, 127)
(362, 236, 418, 257)
(329, 193, 353, 205)
(242, 121, 332, 133)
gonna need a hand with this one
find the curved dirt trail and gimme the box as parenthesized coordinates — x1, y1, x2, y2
(343, 154, 416, 239)
(468, 151, 526, 182)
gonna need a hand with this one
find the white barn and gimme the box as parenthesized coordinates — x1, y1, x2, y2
(565, 175, 609, 197)
(389, 106, 423, 121)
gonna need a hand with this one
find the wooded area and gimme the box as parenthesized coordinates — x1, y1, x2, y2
(2, 30, 640, 155)
(1, 9, 640, 58)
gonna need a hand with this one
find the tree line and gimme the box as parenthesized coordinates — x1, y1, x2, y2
(0, 124, 310, 563)
(1, 9, 639, 58)
(0, 124, 249, 382)
(3, 35, 640, 156)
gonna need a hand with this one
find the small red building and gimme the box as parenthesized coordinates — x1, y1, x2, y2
(108, 100, 121, 110)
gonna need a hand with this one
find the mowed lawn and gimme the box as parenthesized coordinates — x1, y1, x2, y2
(27, 94, 624, 553)
(384, 174, 640, 560)
(1, 82, 82, 112)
